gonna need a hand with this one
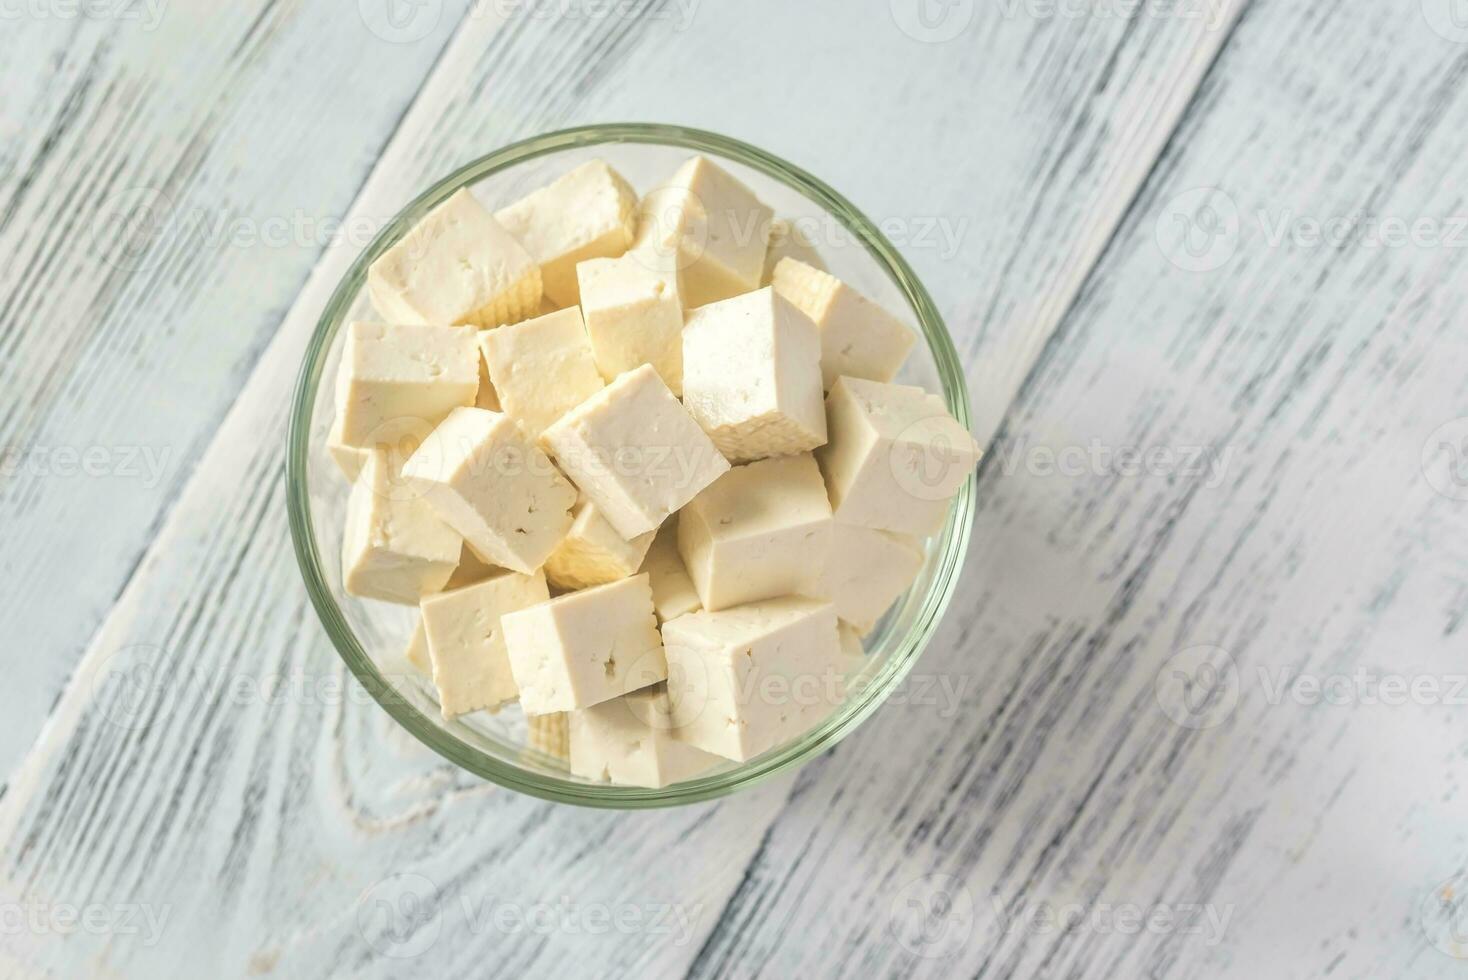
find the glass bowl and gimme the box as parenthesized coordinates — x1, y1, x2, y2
(286, 123, 975, 808)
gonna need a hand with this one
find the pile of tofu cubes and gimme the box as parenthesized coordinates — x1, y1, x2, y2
(329, 155, 980, 788)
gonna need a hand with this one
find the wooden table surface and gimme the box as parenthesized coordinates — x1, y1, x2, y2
(2, 1, 1466, 976)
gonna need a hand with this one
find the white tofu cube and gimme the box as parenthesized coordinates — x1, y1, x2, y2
(761, 218, 825, 286)
(401, 407, 576, 574)
(677, 453, 833, 611)
(640, 525, 701, 623)
(445, 541, 502, 589)
(681, 286, 826, 462)
(577, 251, 685, 395)
(635, 156, 773, 308)
(539, 364, 730, 539)
(772, 258, 917, 390)
(478, 306, 605, 437)
(368, 188, 542, 328)
(494, 160, 638, 308)
(342, 450, 461, 604)
(812, 523, 924, 635)
(334, 322, 479, 448)
(527, 711, 570, 761)
(474, 345, 501, 411)
(661, 597, 844, 761)
(544, 496, 655, 591)
(502, 573, 667, 715)
(327, 414, 369, 481)
(569, 685, 721, 788)
(420, 569, 550, 718)
(838, 622, 865, 661)
(816, 377, 981, 536)
(405, 618, 431, 674)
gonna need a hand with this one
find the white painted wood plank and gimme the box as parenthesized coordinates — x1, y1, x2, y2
(0, 2, 1326, 979)
(0, 0, 470, 780)
(683, 2, 1468, 978)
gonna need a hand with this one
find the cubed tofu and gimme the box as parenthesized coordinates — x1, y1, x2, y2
(681, 286, 826, 462)
(640, 524, 701, 623)
(526, 711, 570, 761)
(816, 377, 981, 536)
(327, 414, 369, 481)
(420, 569, 550, 718)
(495, 160, 639, 308)
(771, 258, 917, 390)
(334, 322, 479, 448)
(677, 453, 833, 611)
(838, 622, 865, 661)
(539, 364, 730, 539)
(367, 188, 542, 328)
(502, 574, 667, 715)
(569, 685, 721, 788)
(401, 407, 576, 574)
(812, 523, 924, 635)
(478, 306, 605, 437)
(544, 496, 655, 591)
(474, 344, 501, 411)
(761, 218, 826, 286)
(405, 618, 431, 674)
(342, 450, 460, 604)
(635, 156, 773, 308)
(577, 251, 685, 395)
(661, 597, 844, 761)
(445, 541, 502, 589)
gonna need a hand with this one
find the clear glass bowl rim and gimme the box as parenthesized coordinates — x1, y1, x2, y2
(285, 122, 975, 809)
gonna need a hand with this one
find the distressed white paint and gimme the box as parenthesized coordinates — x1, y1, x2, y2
(1, 0, 1466, 978)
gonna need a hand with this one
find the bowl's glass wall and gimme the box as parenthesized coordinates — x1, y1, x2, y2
(291, 125, 973, 807)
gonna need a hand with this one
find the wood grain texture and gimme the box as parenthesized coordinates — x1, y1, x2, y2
(0, 0, 469, 780)
(3, 0, 1466, 978)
